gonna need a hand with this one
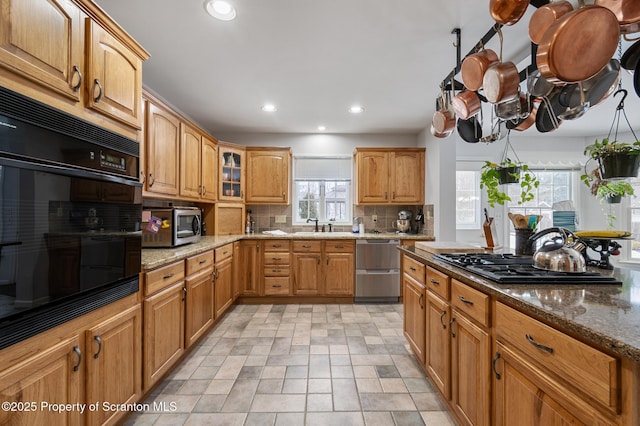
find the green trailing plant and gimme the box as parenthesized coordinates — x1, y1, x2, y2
(480, 159, 539, 208)
(581, 168, 635, 202)
(583, 138, 640, 159)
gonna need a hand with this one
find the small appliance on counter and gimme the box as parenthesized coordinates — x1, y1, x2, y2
(142, 206, 202, 247)
(393, 210, 412, 234)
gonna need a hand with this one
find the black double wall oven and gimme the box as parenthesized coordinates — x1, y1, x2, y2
(0, 87, 142, 349)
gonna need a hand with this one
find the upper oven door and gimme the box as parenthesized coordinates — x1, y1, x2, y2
(174, 209, 201, 242)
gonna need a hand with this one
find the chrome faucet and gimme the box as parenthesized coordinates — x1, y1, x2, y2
(306, 217, 319, 232)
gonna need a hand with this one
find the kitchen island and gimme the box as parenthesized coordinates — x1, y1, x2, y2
(398, 245, 640, 426)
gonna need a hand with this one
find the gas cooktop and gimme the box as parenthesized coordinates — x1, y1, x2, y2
(434, 253, 622, 285)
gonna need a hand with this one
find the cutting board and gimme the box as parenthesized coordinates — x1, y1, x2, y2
(415, 241, 485, 254)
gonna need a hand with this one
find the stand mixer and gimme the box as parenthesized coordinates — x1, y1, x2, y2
(393, 210, 412, 234)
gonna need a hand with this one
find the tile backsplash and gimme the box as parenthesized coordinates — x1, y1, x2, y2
(246, 204, 434, 235)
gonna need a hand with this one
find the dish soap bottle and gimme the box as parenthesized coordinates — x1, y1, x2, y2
(246, 210, 252, 234)
(352, 217, 360, 233)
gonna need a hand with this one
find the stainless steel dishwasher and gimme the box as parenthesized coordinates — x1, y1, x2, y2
(355, 239, 400, 303)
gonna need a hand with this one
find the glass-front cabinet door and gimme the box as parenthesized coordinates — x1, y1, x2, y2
(219, 144, 245, 201)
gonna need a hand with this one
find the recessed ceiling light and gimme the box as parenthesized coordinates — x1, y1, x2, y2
(261, 103, 277, 112)
(349, 105, 364, 114)
(317, 126, 326, 131)
(205, 0, 237, 21)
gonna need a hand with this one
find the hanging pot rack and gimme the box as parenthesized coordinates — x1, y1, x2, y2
(441, 0, 550, 94)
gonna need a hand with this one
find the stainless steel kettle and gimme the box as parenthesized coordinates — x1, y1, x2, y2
(528, 227, 587, 273)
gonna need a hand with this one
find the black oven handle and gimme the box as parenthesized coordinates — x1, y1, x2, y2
(0, 154, 142, 187)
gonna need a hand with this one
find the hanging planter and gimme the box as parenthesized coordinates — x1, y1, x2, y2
(605, 194, 622, 204)
(598, 152, 640, 180)
(497, 165, 521, 184)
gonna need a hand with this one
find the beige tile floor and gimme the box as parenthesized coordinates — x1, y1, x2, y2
(125, 303, 457, 426)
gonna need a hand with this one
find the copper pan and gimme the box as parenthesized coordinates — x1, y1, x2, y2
(461, 49, 499, 91)
(536, 4, 620, 83)
(513, 102, 538, 132)
(430, 123, 451, 139)
(482, 28, 520, 104)
(489, 0, 529, 26)
(528, 0, 574, 44)
(595, 0, 640, 34)
(452, 91, 481, 120)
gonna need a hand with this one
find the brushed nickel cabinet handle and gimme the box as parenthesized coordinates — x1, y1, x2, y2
(450, 317, 456, 338)
(73, 346, 82, 372)
(459, 296, 474, 305)
(93, 335, 102, 359)
(430, 279, 440, 286)
(93, 79, 103, 103)
(492, 352, 501, 380)
(440, 310, 447, 329)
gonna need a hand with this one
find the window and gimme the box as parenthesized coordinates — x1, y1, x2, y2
(293, 156, 352, 224)
(627, 178, 640, 260)
(506, 169, 577, 247)
(456, 171, 481, 229)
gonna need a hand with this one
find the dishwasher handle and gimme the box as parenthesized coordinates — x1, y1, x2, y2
(356, 269, 399, 274)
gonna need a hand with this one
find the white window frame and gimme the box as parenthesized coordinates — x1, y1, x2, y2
(456, 170, 482, 230)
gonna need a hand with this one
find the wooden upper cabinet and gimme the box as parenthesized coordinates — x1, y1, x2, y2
(201, 136, 218, 201)
(0, 0, 83, 101)
(85, 19, 143, 129)
(144, 98, 180, 197)
(246, 147, 291, 204)
(180, 122, 203, 199)
(219, 143, 245, 202)
(354, 148, 425, 205)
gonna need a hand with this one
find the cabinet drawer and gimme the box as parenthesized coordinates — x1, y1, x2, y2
(292, 240, 321, 252)
(185, 250, 214, 275)
(215, 244, 233, 262)
(451, 279, 489, 327)
(403, 255, 425, 283)
(145, 261, 185, 295)
(264, 240, 291, 251)
(264, 277, 290, 295)
(264, 266, 290, 277)
(325, 241, 354, 253)
(495, 302, 619, 412)
(426, 266, 450, 300)
(263, 252, 290, 265)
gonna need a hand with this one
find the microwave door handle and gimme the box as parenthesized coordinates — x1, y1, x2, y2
(192, 215, 201, 235)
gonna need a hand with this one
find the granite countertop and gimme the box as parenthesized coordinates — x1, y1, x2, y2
(398, 246, 640, 363)
(141, 232, 434, 270)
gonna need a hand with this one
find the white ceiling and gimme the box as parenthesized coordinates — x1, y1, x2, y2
(95, 0, 640, 138)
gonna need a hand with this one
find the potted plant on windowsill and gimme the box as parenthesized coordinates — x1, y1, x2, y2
(480, 159, 539, 208)
(583, 138, 640, 180)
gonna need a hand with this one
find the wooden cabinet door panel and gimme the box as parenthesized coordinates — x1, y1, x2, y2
(246, 150, 289, 203)
(403, 275, 425, 364)
(239, 240, 261, 296)
(179, 123, 202, 199)
(86, 20, 142, 129)
(293, 253, 321, 295)
(0, 336, 81, 426)
(356, 151, 389, 203)
(214, 257, 233, 318)
(201, 136, 218, 201)
(389, 150, 424, 204)
(0, 0, 83, 101)
(451, 310, 490, 426)
(324, 252, 354, 296)
(143, 281, 185, 390)
(185, 268, 214, 348)
(425, 291, 451, 399)
(145, 100, 180, 196)
(85, 305, 141, 426)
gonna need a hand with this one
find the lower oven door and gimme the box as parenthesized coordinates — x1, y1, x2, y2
(355, 269, 400, 303)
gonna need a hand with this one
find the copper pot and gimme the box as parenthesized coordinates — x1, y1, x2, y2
(432, 109, 456, 135)
(489, 0, 530, 26)
(512, 102, 538, 132)
(452, 91, 481, 120)
(595, 0, 640, 34)
(461, 49, 499, 91)
(536, 5, 620, 83)
(430, 123, 451, 139)
(483, 62, 520, 103)
(528, 0, 574, 44)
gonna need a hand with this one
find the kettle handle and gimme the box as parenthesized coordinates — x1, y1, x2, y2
(529, 227, 580, 252)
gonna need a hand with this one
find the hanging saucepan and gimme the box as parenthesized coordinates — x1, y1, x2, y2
(558, 81, 589, 120)
(527, 69, 556, 99)
(595, 0, 640, 35)
(495, 93, 522, 120)
(535, 87, 563, 133)
(452, 90, 481, 120)
(480, 119, 508, 143)
(536, 2, 620, 84)
(432, 87, 456, 136)
(635, 58, 640, 98)
(558, 59, 621, 109)
(431, 123, 450, 139)
(508, 101, 538, 132)
(457, 116, 483, 143)
(621, 39, 640, 71)
(483, 29, 520, 104)
(461, 47, 499, 91)
(489, 0, 530, 26)
(528, 0, 574, 44)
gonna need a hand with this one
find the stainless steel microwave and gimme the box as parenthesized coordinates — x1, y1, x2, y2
(142, 207, 202, 247)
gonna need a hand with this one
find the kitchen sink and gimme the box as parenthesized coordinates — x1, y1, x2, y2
(294, 231, 354, 236)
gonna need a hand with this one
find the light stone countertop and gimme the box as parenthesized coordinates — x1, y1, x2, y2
(141, 232, 434, 270)
(399, 245, 640, 363)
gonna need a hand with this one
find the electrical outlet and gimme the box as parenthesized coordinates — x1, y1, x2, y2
(275, 215, 286, 223)
(372, 215, 377, 222)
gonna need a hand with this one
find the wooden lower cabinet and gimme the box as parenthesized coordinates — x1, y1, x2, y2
(184, 268, 214, 348)
(214, 244, 234, 318)
(425, 290, 450, 398)
(85, 304, 142, 426)
(239, 240, 261, 296)
(292, 252, 322, 295)
(324, 241, 354, 296)
(292, 240, 354, 297)
(143, 281, 185, 389)
(403, 274, 426, 364)
(0, 336, 82, 426)
(232, 241, 242, 299)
